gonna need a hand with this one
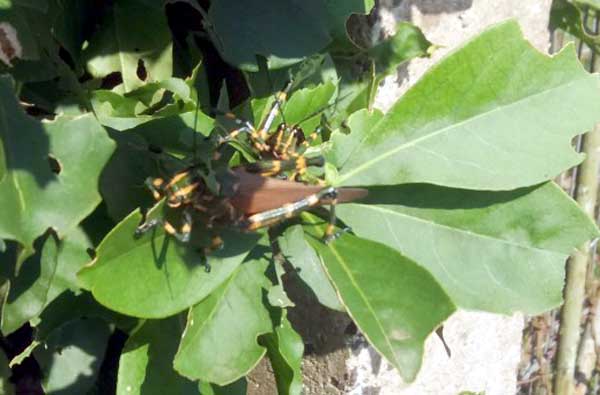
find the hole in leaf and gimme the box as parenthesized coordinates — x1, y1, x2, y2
(137, 59, 147, 81)
(0, 22, 21, 66)
(47, 155, 62, 174)
(101, 72, 123, 89)
(86, 248, 96, 259)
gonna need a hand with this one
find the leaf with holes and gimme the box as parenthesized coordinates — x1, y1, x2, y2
(333, 21, 600, 189)
(83, 0, 173, 92)
(336, 182, 599, 314)
(330, 22, 432, 124)
(0, 76, 115, 261)
(325, 0, 375, 50)
(174, 246, 273, 385)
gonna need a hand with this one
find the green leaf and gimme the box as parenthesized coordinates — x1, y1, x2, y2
(324, 0, 374, 50)
(174, 247, 273, 385)
(117, 317, 199, 395)
(83, 0, 173, 92)
(46, 0, 94, 66)
(331, 22, 431, 122)
(263, 309, 303, 395)
(281, 81, 336, 132)
(551, 0, 600, 53)
(9, 290, 137, 368)
(573, 0, 600, 10)
(306, 225, 455, 382)
(35, 291, 138, 339)
(0, 76, 115, 258)
(334, 21, 600, 189)
(0, 349, 14, 395)
(209, 0, 331, 71)
(278, 225, 343, 311)
(326, 108, 384, 169)
(99, 131, 157, 222)
(78, 204, 262, 318)
(0, 228, 91, 334)
(33, 318, 112, 395)
(336, 182, 599, 314)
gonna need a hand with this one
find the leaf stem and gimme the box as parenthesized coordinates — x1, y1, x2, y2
(555, 123, 600, 395)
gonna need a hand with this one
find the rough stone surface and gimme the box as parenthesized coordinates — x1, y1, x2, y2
(374, 0, 553, 111)
(346, 311, 525, 395)
(345, 1, 552, 394)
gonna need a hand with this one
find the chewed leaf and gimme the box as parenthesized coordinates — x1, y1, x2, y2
(334, 21, 600, 190)
(83, 0, 172, 92)
(0, 76, 115, 259)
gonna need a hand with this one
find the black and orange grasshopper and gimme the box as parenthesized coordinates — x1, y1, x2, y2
(135, 80, 367, 253)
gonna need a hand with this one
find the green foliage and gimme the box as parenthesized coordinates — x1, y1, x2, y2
(0, 1, 598, 393)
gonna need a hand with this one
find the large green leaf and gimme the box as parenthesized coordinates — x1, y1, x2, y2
(337, 182, 599, 314)
(117, 317, 198, 395)
(0, 227, 90, 334)
(334, 21, 600, 189)
(0, 76, 115, 259)
(209, 0, 331, 71)
(174, 247, 273, 385)
(263, 309, 304, 395)
(33, 318, 111, 395)
(78, 204, 261, 318)
(83, 0, 173, 92)
(278, 225, 343, 311)
(306, 221, 455, 382)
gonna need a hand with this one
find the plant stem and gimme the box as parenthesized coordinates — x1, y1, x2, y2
(555, 124, 600, 395)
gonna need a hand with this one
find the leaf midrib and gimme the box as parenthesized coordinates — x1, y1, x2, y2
(326, 242, 401, 367)
(336, 76, 587, 185)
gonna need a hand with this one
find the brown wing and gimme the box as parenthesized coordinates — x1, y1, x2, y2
(229, 168, 368, 214)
